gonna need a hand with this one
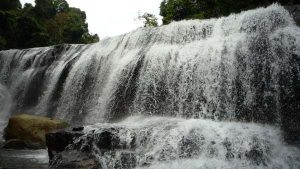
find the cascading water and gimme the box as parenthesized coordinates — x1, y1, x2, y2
(0, 4, 300, 168)
(0, 84, 11, 139)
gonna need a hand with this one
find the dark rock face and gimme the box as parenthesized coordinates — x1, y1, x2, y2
(46, 127, 139, 169)
(46, 128, 84, 160)
(2, 139, 45, 150)
(46, 127, 101, 169)
(246, 148, 265, 165)
(49, 150, 101, 169)
(95, 130, 120, 150)
(179, 136, 200, 158)
(2, 139, 27, 149)
(114, 152, 137, 169)
(72, 126, 85, 132)
(285, 5, 300, 26)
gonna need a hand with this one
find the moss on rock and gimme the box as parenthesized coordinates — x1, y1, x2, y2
(4, 114, 69, 147)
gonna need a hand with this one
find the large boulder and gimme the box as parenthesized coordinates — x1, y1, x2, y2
(3, 114, 69, 148)
(46, 127, 101, 169)
(46, 128, 84, 160)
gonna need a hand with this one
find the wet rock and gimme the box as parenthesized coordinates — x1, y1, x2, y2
(222, 138, 232, 151)
(222, 138, 235, 160)
(179, 136, 200, 158)
(141, 155, 154, 167)
(47, 129, 101, 169)
(2, 139, 45, 150)
(72, 126, 84, 132)
(285, 5, 300, 26)
(46, 129, 84, 160)
(2, 139, 27, 149)
(94, 128, 122, 150)
(49, 150, 101, 169)
(225, 152, 235, 160)
(114, 152, 137, 169)
(245, 147, 266, 165)
(78, 133, 94, 153)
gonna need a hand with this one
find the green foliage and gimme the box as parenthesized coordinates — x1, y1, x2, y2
(82, 33, 100, 44)
(0, 0, 21, 11)
(53, 0, 69, 12)
(160, 0, 205, 24)
(0, 36, 6, 50)
(16, 16, 49, 48)
(138, 12, 159, 27)
(34, 0, 56, 19)
(0, 0, 99, 50)
(160, 0, 295, 25)
(0, 10, 18, 48)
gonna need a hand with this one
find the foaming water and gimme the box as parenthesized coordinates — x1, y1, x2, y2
(0, 84, 11, 139)
(85, 116, 300, 169)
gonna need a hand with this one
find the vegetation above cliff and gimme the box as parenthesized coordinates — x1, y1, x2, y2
(160, 0, 297, 24)
(0, 0, 99, 50)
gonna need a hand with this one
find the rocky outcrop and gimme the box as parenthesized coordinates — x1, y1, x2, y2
(3, 114, 69, 148)
(46, 127, 137, 169)
(285, 5, 300, 26)
(49, 150, 101, 169)
(46, 128, 84, 159)
(46, 127, 102, 169)
(48, 124, 290, 169)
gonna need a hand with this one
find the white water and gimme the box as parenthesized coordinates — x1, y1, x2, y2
(0, 84, 11, 139)
(0, 4, 300, 168)
(0, 4, 299, 124)
(86, 116, 300, 169)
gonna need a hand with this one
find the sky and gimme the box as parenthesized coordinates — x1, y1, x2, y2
(20, 0, 163, 38)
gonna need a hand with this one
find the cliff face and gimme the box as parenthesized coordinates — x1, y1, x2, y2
(285, 5, 300, 26)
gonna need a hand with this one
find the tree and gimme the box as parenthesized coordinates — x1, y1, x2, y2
(0, 0, 21, 11)
(0, 0, 99, 50)
(0, 35, 6, 50)
(160, 0, 297, 25)
(34, 0, 69, 20)
(45, 7, 98, 44)
(138, 12, 158, 27)
(53, 0, 69, 12)
(16, 15, 50, 48)
(0, 10, 18, 49)
(34, 0, 56, 19)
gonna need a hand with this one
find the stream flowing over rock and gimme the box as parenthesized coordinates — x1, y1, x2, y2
(0, 4, 300, 169)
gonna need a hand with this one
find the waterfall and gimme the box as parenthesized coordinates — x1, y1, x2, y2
(0, 4, 299, 168)
(0, 84, 11, 139)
